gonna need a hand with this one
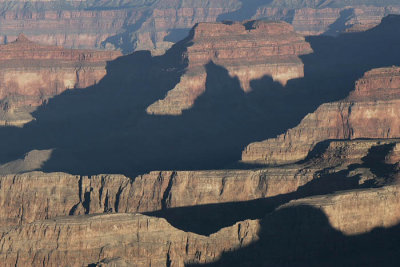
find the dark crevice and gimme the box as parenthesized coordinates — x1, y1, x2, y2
(82, 190, 91, 214)
(161, 172, 175, 210)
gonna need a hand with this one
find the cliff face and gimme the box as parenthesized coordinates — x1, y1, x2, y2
(0, 168, 314, 227)
(0, 1, 398, 55)
(0, 137, 398, 228)
(146, 20, 312, 115)
(0, 213, 259, 266)
(242, 66, 400, 164)
(253, 4, 400, 35)
(0, 182, 398, 266)
(0, 34, 121, 125)
(0, 0, 240, 54)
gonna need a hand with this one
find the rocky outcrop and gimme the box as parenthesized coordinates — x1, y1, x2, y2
(1, 137, 399, 228)
(242, 66, 400, 164)
(0, 168, 315, 227)
(0, 1, 399, 55)
(0, 213, 259, 266)
(0, 34, 121, 125)
(0, 0, 239, 54)
(146, 20, 312, 115)
(253, 4, 400, 35)
(1, 182, 398, 266)
(281, 184, 400, 235)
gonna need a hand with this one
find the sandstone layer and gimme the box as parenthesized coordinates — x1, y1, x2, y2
(146, 20, 312, 115)
(0, 183, 398, 266)
(0, 138, 398, 228)
(0, 34, 121, 125)
(242, 66, 400, 164)
(0, 213, 259, 266)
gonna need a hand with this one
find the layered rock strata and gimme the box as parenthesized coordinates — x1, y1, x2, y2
(0, 213, 259, 266)
(0, 183, 398, 265)
(0, 1, 399, 54)
(242, 66, 400, 164)
(1, 138, 398, 228)
(282, 185, 400, 235)
(0, 34, 121, 125)
(147, 20, 312, 115)
(253, 4, 400, 35)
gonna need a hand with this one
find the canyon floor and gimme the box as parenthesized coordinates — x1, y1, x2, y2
(0, 4, 400, 267)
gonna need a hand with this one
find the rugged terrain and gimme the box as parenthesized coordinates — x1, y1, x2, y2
(0, 0, 400, 54)
(147, 20, 312, 115)
(0, 11, 399, 267)
(0, 34, 121, 125)
(242, 66, 400, 164)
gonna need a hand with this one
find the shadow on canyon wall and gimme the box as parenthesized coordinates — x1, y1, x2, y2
(187, 204, 400, 267)
(217, 0, 274, 22)
(324, 8, 355, 36)
(145, 140, 399, 235)
(0, 16, 399, 177)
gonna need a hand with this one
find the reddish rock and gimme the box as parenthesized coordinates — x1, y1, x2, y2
(147, 20, 312, 115)
(242, 66, 400, 164)
(0, 34, 121, 125)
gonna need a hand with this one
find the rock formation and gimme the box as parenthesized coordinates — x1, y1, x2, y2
(0, 34, 121, 125)
(147, 20, 312, 115)
(242, 66, 400, 164)
(0, 177, 398, 266)
(0, 213, 259, 266)
(0, 1, 399, 54)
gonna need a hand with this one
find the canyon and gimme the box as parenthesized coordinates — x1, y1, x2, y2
(147, 20, 312, 115)
(0, 34, 121, 126)
(0, 1, 399, 54)
(242, 66, 400, 164)
(0, 7, 399, 267)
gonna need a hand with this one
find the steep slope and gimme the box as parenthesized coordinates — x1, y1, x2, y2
(146, 20, 312, 115)
(0, 34, 121, 125)
(243, 66, 400, 164)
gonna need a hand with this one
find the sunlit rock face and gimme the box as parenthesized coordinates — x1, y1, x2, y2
(242, 66, 400, 164)
(0, 1, 399, 55)
(0, 34, 121, 125)
(253, 2, 400, 35)
(146, 20, 312, 115)
(0, 0, 240, 54)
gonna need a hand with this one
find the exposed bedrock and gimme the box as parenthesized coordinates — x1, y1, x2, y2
(0, 213, 259, 266)
(146, 20, 312, 115)
(0, 16, 399, 177)
(0, 1, 400, 54)
(242, 66, 400, 164)
(191, 184, 400, 266)
(0, 184, 399, 266)
(0, 34, 121, 125)
(253, 5, 400, 35)
(1, 138, 399, 230)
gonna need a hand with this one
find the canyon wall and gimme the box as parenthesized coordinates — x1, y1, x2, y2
(1, 137, 398, 228)
(0, 178, 398, 266)
(147, 20, 312, 115)
(242, 66, 400, 164)
(0, 1, 398, 54)
(0, 34, 121, 125)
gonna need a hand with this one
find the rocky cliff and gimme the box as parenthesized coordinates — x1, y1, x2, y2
(146, 20, 312, 115)
(0, 34, 121, 125)
(0, 178, 398, 266)
(242, 66, 400, 164)
(0, 1, 399, 54)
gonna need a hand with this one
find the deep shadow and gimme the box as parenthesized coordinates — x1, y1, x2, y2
(187, 205, 400, 266)
(324, 8, 355, 36)
(101, 9, 152, 54)
(0, 16, 399, 178)
(164, 28, 191, 43)
(144, 140, 397, 235)
(217, 0, 274, 22)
